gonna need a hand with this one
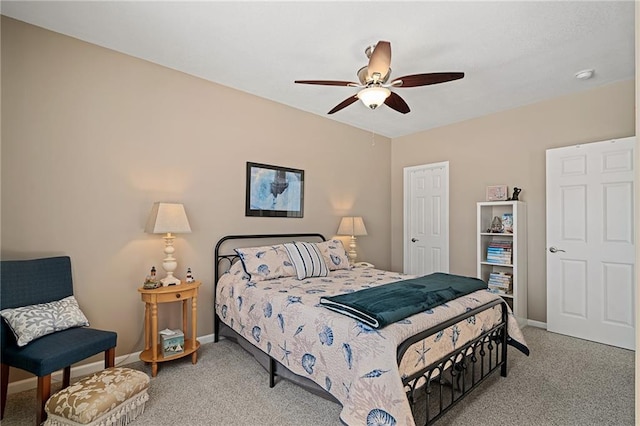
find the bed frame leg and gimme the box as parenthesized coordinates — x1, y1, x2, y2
(269, 357, 276, 388)
(500, 306, 508, 377)
(500, 338, 508, 377)
(214, 314, 220, 343)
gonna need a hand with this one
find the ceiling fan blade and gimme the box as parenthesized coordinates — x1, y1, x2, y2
(367, 41, 391, 80)
(391, 72, 465, 88)
(384, 92, 410, 114)
(295, 80, 359, 87)
(328, 95, 359, 114)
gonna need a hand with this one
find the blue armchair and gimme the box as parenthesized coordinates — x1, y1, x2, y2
(0, 256, 117, 424)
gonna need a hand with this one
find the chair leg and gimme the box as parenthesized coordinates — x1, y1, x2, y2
(1, 363, 9, 420)
(62, 366, 71, 388)
(36, 375, 51, 425)
(105, 347, 115, 368)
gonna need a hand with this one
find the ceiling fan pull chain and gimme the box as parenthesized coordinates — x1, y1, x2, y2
(370, 113, 376, 147)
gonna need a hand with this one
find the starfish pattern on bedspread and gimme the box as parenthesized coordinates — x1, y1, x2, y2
(216, 266, 528, 426)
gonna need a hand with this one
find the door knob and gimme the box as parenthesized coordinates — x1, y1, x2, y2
(411, 238, 419, 243)
(549, 246, 566, 253)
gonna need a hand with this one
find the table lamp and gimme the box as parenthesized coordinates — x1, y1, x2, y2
(145, 202, 191, 286)
(337, 216, 368, 262)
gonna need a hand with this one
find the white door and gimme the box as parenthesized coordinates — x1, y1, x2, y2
(546, 137, 636, 350)
(403, 162, 449, 275)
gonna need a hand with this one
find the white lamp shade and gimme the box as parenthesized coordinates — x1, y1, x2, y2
(357, 87, 391, 109)
(145, 202, 192, 234)
(337, 216, 368, 236)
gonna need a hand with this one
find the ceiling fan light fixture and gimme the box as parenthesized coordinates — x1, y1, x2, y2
(357, 86, 391, 110)
(295, 41, 464, 115)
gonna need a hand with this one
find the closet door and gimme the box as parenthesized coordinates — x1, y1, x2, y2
(403, 162, 449, 276)
(546, 137, 635, 350)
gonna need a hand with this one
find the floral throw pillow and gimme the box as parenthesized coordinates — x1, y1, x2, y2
(0, 295, 90, 347)
(316, 239, 352, 270)
(235, 244, 296, 281)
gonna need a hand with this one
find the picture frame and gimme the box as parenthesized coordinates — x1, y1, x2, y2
(245, 162, 304, 218)
(486, 185, 508, 201)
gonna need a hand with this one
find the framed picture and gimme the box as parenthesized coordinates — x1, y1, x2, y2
(245, 162, 304, 218)
(486, 185, 508, 201)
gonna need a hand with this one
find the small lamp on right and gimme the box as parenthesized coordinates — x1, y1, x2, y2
(337, 216, 368, 262)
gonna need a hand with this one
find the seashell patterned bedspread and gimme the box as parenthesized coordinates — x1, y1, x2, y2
(215, 266, 527, 426)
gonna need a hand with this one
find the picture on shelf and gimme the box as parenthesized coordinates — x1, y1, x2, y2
(486, 185, 508, 201)
(502, 213, 514, 233)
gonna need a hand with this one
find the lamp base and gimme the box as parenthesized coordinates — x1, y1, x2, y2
(159, 233, 181, 286)
(161, 275, 181, 286)
(347, 235, 358, 263)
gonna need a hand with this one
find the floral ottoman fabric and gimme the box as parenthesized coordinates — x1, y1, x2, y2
(44, 367, 149, 426)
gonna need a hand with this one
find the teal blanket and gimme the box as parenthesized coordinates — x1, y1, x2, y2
(319, 272, 487, 328)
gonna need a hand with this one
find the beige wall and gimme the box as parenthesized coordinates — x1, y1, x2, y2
(391, 79, 635, 323)
(1, 17, 392, 380)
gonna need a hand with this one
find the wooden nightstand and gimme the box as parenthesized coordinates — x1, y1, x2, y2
(138, 281, 201, 377)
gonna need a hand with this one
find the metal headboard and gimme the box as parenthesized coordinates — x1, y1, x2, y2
(213, 233, 326, 341)
(213, 233, 326, 286)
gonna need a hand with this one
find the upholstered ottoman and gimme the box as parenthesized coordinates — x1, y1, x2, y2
(44, 367, 149, 426)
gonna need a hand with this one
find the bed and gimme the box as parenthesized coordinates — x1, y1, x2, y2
(214, 233, 528, 425)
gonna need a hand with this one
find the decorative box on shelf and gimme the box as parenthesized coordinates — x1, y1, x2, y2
(160, 329, 184, 357)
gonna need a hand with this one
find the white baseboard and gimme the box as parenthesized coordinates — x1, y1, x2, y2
(6, 333, 216, 395)
(527, 319, 547, 329)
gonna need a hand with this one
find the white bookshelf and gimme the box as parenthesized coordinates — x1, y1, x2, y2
(477, 201, 527, 327)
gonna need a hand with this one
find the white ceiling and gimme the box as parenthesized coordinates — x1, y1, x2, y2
(2, 1, 635, 138)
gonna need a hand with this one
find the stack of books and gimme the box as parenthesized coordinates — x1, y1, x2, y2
(488, 272, 513, 294)
(486, 240, 512, 264)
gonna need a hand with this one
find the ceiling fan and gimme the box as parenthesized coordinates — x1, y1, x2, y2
(295, 41, 464, 114)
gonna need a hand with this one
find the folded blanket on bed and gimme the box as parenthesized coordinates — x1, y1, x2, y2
(319, 272, 487, 328)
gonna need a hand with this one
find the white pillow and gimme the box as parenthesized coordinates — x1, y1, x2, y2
(1, 295, 89, 347)
(316, 239, 351, 270)
(226, 260, 249, 278)
(234, 244, 296, 281)
(284, 242, 329, 280)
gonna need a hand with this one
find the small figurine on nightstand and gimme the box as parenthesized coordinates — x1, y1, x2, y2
(185, 268, 195, 283)
(143, 266, 161, 289)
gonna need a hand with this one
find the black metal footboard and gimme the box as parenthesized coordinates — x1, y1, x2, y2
(398, 298, 509, 425)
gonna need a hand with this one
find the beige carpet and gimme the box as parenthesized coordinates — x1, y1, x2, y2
(1, 327, 634, 425)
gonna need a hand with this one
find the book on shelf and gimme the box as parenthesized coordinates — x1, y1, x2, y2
(488, 272, 512, 290)
(487, 241, 513, 247)
(485, 240, 513, 264)
(486, 258, 512, 265)
(488, 286, 512, 295)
